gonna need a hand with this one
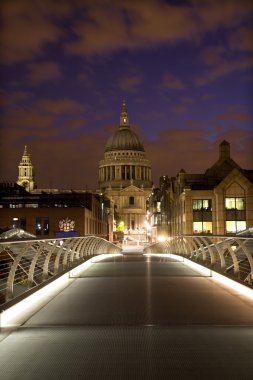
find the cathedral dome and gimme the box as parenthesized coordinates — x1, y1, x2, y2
(105, 127, 144, 152)
(99, 101, 152, 191)
(104, 101, 144, 152)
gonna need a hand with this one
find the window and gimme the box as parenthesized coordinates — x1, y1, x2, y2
(225, 197, 245, 210)
(36, 217, 49, 236)
(192, 199, 212, 211)
(192, 199, 212, 234)
(12, 217, 26, 229)
(225, 197, 246, 233)
(193, 222, 212, 234)
(36, 217, 42, 235)
(129, 196, 135, 205)
(226, 221, 246, 234)
(20, 218, 26, 229)
(43, 217, 49, 235)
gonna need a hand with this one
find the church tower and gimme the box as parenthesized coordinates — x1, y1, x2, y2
(17, 145, 35, 191)
(99, 101, 152, 242)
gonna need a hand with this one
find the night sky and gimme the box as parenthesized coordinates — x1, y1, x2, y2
(1, 0, 253, 190)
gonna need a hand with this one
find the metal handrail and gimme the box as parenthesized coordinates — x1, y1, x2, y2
(0, 236, 121, 306)
(143, 235, 253, 287)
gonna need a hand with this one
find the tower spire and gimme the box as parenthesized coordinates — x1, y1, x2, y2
(17, 145, 35, 191)
(119, 99, 129, 128)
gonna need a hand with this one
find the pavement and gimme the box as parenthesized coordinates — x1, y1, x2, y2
(0, 252, 253, 379)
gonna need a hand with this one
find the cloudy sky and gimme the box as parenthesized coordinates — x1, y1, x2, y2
(1, 0, 253, 189)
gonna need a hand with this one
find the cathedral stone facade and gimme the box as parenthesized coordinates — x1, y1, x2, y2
(98, 101, 153, 241)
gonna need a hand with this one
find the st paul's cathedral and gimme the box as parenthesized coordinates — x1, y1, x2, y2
(98, 101, 152, 241)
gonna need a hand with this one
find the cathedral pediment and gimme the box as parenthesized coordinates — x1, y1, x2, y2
(119, 184, 146, 194)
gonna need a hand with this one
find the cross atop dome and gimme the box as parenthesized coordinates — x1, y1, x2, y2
(119, 100, 129, 128)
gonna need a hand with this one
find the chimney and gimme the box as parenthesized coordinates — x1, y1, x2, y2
(219, 140, 230, 160)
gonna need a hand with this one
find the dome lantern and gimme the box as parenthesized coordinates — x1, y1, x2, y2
(119, 100, 129, 129)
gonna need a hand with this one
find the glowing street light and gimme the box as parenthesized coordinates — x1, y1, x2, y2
(157, 235, 166, 242)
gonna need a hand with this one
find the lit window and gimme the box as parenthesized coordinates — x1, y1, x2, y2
(225, 197, 246, 233)
(12, 217, 26, 229)
(192, 199, 212, 211)
(12, 218, 19, 228)
(225, 197, 245, 210)
(226, 221, 246, 233)
(36, 217, 50, 235)
(192, 200, 212, 233)
(236, 198, 245, 210)
(193, 222, 212, 234)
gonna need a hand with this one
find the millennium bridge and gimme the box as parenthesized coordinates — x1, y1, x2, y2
(0, 232, 253, 379)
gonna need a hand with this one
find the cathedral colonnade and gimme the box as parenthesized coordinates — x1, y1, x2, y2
(99, 164, 152, 182)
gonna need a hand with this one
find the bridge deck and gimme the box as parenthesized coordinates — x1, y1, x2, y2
(1, 253, 253, 379)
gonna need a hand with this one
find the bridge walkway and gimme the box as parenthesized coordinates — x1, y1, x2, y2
(1, 252, 253, 379)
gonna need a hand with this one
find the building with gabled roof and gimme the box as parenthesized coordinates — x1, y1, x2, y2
(152, 140, 253, 238)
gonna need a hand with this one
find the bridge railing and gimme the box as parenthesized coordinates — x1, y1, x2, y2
(144, 235, 253, 287)
(0, 236, 121, 306)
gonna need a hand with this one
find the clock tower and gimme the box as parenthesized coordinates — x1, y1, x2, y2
(17, 145, 35, 191)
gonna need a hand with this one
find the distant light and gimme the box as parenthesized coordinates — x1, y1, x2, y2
(157, 235, 166, 242)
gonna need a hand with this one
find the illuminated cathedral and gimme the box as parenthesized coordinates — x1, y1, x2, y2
(98, 101, 153, 241)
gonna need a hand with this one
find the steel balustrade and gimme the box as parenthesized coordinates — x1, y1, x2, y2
(144, 235, 253, 286)
(1, 233, 252, 309)
(0, 236, 121, 306)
